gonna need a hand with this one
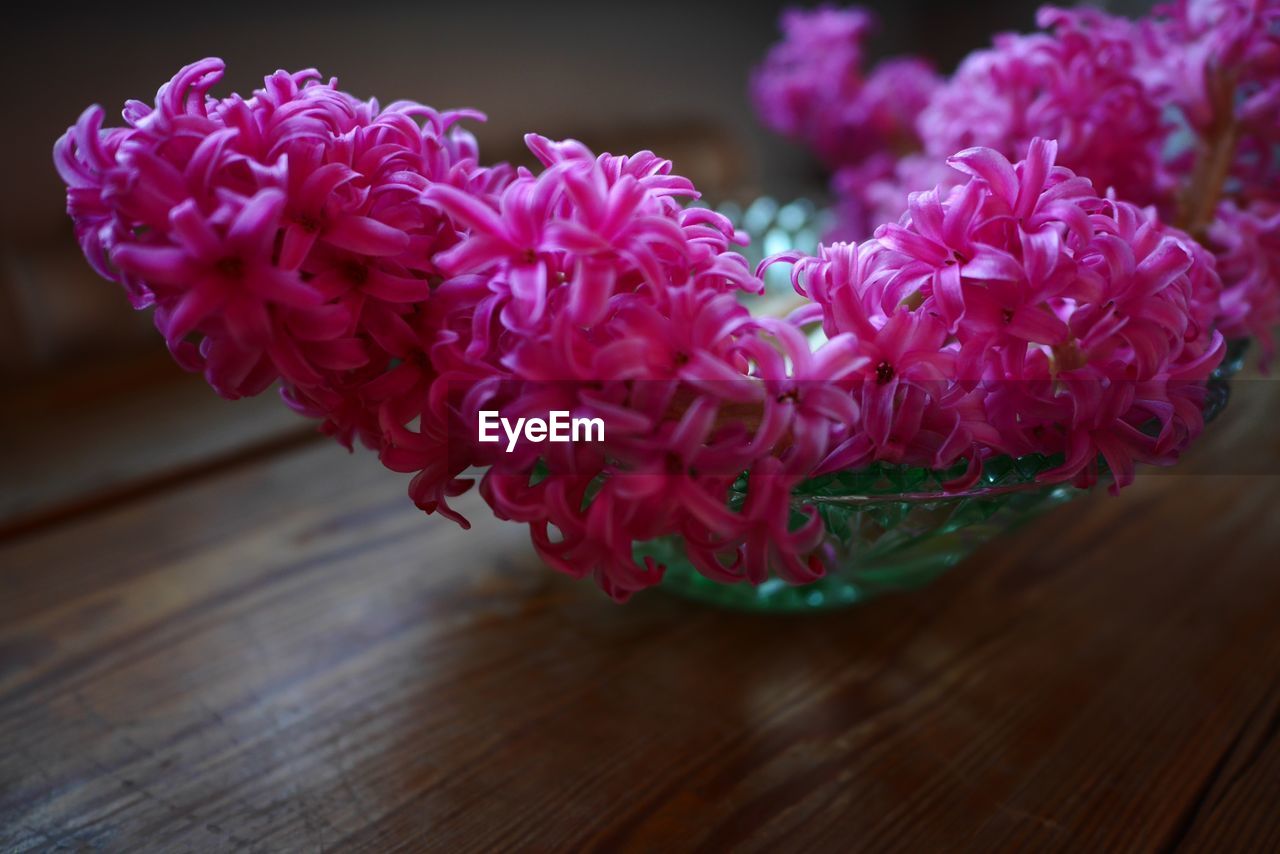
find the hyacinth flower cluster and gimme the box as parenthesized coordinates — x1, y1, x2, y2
(55, 61, 831, 598)
(59, 54, 1228, 601)
(749, 6, 940, 171)
(752, 0, 1280, 362)
(777, 138, 1224, 492)
(54, 59, 514, 452)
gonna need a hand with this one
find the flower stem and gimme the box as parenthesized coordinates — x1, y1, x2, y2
(1178, 68, 1239, 239)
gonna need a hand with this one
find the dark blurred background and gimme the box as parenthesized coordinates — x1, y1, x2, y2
(0, 0, 1151, 524)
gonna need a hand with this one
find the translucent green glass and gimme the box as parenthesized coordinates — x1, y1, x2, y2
(642, 456, 1078, 612)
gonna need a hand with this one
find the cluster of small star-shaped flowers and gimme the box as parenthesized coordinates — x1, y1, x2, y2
(1141, 0, 1280, 356)
(411, 134, 881, 599)
(54, 58, 513, 453)
(918, 8, 1175, 210)
(1139, 0, 1280, 202)
(778, 139, 1225, 493)
(55, 60, 879, 600)
(754, 1, 1280, 363)
(749, 5, 940, 171)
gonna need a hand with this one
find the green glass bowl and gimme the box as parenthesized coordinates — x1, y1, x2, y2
(641, 342, 1244, 612)
(641, 457, 1078, 612)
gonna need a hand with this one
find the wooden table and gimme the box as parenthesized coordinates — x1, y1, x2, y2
(3, 362, 1280, 851)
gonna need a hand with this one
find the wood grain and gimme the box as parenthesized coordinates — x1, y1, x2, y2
(0, 352, 312, 534)
(2, 373, 1279, 851)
